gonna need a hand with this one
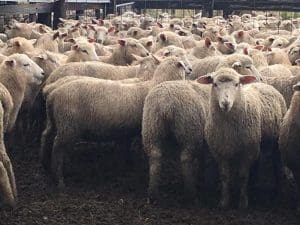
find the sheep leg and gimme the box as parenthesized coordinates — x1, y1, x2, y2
(180, 146, 197, 201)
(218, 160, 230, 209)
(292, 170, 300, 212)
(0, 161, 15, 208)
(238, 162, 250, 209)
(51, 136, 66, 191)
(147, 145, 162, 203)
(0, 149, 17, 202)
(271, 141, 283, 200)
(40, 122, 56, 172)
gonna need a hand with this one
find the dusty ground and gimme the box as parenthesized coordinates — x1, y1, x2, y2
(0, 141, 299, 225)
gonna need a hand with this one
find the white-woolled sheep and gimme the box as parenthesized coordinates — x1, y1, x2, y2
(197, 68, 286, 209)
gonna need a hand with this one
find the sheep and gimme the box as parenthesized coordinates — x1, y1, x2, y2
(65, 41, 99, 63)
(264, 71, 300, 107)
(216, 35, 236, 54)
(40, 56, 192, 188)
(190, 54, 262, 81)
(142, 80, 210, 202)
(34, 32, 60, 52)
(138, 37, 154, 52)
(259, 64, 293, 78)
(244, 47, 269, 69)
(191, 38, 219, 59)
(266, 48, 291, 65)
(232, 30, 256, 45)
(99, 38, 149, 66)
(4, 21, 33, 39)
(127, 27, 151, 39)
(2, 37, 35, 56)
(152, 31, 184, 53)
(0, 83, 17, 208)
(279, 81, 300, 212)
(287, 45, 300, 65)
(87, 25, 115, 44)
(197, 68, 286, 209)
(0, 54, 44, 131)
(45, 54, 160, 85)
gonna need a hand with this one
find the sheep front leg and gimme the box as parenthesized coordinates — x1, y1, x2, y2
(218, 160, 230, 209)
(0, 161, 15, 208)
(238, 162, 251, 209)
(51, 136, 66, 191)
(181, 146, 197, 201)
(147, 145, 162, 203)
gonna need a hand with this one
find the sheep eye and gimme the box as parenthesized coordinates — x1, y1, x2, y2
(213, 83, 218, 87)
(23, 63, 30, 67)
(81, 49, 88, 54)
(235, 83, 239, 87)
(132, 44, 137, 47)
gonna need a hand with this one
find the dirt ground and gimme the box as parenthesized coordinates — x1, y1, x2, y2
(0, 141, 299, 225)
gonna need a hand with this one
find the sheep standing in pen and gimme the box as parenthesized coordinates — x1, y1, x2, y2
(197, 68, 286, 209)
(41, 56, 192, 189)
(279, 81, 300, 212)
(142, 80, 210, 203)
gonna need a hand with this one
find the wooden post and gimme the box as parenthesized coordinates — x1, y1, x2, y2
(95, 8, 101, 19)
(53, 0, 66, 29)
(29, 14, 37, 23)
(75, 10, 84, 20)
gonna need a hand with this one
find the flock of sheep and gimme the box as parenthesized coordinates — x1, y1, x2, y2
(0, 11, 299, 212)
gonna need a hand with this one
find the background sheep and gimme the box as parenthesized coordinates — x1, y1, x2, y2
(279, 82, 300, 212)
(41, 57, 192, 187)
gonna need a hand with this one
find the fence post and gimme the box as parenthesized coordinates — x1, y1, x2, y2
(53, 0, 66, 28)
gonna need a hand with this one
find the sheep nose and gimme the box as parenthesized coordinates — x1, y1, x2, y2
(41, 71, 45, 76)
(146, 52, 150, 56)
(188, 68, 192, 73)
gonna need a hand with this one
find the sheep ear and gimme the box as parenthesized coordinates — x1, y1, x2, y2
(118, 39, 126, 46)
(29, 39, 37, 45)
(4, 59, 16, 67)
(295, 59, 300, 65)
(71, 44, 79, 50)
(238, 30, 244, 37)
(92, 19, 98, 24)
(157, 22, 163, 28)
(224, 42, 234, 49)
(239, 75, 256, 84)
(15, 41, 21, 47)
(196, 75, 213, 84)
(268, 37, 275, 43)
(204, 37, 211, 47)
(65, 38, 76, 43)
(53, 31, 60, 40)
(98, 19, 104, 26)
(217, 36, 223, 42)
(293, 83, 300, 91)
(61, 33, 68, 38)
(88, 38, 95, 43)
(146, 41, 153, 47)
(255, 45, 264, 51)
(74, 22, 81, 28)
(131, 54, 143, 62)
(243, 48, 248, 55)
(163, 50, 171, 57)
(108, 27, 115, 33)
(160, 33, 167, 42)
(151, 54, 161, 64)
(177, 60, 185, 68)
(35, 53, 47, 60)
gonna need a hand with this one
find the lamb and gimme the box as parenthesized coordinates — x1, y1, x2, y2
(142, 80, 210, 202)
(127, 27, 151, 39)
(99, 38, 149, 65)
(279, 81, 300, 212)
(45, 54, 160, 85)
(40, 56, 192, 188)
(232, 30, 256, 45)
(87, 25, 115, 44)
(197, 68, 286, 209)
(138, 37, 154, 52)
(244, 47, 269, 69)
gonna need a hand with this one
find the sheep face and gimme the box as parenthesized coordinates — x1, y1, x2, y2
(198, 70, 256, 112)
(33, 52, 60, 78)
(71, 42, 99, 62)
(5, 54, 44, 85)
(93, 26, 114, 44)
(217, 36, 236, 54)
